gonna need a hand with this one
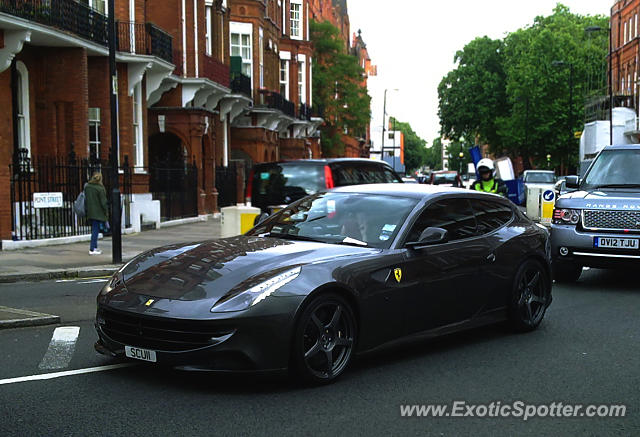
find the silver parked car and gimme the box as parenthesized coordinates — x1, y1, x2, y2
(551, 145, 640, 282)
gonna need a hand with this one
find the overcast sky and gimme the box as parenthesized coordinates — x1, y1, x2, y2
(347, 0, 612, 146)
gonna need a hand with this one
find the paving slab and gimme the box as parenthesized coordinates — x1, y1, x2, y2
(0, 306, 60, 329)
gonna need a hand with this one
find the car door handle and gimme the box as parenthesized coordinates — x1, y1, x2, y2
(486, 253, 496, 263)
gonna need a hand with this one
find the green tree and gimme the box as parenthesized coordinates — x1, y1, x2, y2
(438, 36, 507, 151)
(438, 4, 608, 173)
(389, 117, 428, 172)
(426, 137, 443, 170)
(499, 4, 608, 171)
(311, 20, 372, 156)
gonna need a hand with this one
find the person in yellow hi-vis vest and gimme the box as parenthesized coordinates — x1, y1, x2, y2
(472, 158, 508, 197)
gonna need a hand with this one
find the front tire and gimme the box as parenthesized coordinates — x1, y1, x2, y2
(508, 259, 551, 332)
(553, 262, 582, 283)
(291, 293, 356, 384)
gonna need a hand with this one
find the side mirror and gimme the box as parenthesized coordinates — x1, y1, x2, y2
(565, 175, 580, 189)
(407, 227, 449, 249)
(254, 212, 270, 226)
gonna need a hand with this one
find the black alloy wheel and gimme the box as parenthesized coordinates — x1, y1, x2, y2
(292, 293, 356, 384)
(509, 260, 550, 332)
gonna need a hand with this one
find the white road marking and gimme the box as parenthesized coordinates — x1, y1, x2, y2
(38, 326, 80, 370)
(78, 279, 108, 284)
(0, 363, 135, 386)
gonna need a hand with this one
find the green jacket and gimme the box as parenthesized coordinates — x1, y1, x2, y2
(85, 182, 108, 222)
(472, 178, 508, 197)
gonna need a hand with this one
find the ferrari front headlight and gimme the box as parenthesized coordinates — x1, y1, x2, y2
(211, 267, 301, 313)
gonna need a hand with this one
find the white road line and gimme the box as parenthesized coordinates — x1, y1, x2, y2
(38, 326, 80, 370)
(0, 363, 136, 386)
(78, 279, 108, 284)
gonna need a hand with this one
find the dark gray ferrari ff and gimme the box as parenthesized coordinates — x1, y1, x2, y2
(95, 184, 552, 383)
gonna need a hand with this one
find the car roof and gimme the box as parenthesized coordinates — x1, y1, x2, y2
(331, 183, 476, 199)
(602, 144, 640, 151)
(254, 158, 392, 166)
(524, 170, 554, 173)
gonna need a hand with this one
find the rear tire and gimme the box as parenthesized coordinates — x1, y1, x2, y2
(291, 293, 356, 384)
(553, 262, 582, 283)
(508, 259, 551, 332)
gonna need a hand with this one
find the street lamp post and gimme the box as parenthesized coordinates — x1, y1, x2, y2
(585, 25, 613, 146)
(108, 0, 122, 264)
(553, 60, 574, 174)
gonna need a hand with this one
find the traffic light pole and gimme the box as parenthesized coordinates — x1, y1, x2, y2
(108, 0, 122, 264)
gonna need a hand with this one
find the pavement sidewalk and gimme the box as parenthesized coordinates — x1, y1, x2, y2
(0, 218, 222, 283)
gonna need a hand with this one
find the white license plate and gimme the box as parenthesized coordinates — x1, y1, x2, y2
(125, 346, 157, 363)
(594, 237, 640, 250)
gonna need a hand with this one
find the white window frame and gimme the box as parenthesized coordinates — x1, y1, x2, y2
(15, 61, 31, 158)
(129, 0, 135, 52)
(279, 52, 290, 99)
(309, 57, 313, 107)
(88, 108, 101, 159)
(205, 2, 213, 56)
(230, 22, 253, 88)
(290, 0, 302, 40)
(132, 83, 145, 171)
(259, 27, 264, 89)
(624, 21, 628, 44)
(282, 0, 287, 36)
(298, 54, 306, 104)
(89, 0, 107, 15)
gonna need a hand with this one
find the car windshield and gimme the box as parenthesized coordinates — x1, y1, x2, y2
(434, 173, 457, 184)
(582, 149, 640, 189)
(247, 192, 418, 249)
(525, 172, 555, 183)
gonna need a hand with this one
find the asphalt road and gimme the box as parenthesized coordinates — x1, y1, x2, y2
(0, 269, 638, 436)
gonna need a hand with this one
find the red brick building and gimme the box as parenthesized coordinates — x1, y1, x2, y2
(611, 0, 640, 106)
(227, 0, 322, 170)
(0, 0, 365, 245)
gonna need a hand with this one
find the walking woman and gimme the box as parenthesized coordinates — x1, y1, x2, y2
(85, 172, 109, 255)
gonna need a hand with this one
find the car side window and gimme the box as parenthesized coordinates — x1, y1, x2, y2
(383, 168, 402, 183)
(472, 199, 514, 235)
(406, 199, 478, 243)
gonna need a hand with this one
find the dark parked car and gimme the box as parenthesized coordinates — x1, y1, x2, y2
(248, 159, 403, 213)
(95, 185, 551, 383)
(429, 170, 463, 188)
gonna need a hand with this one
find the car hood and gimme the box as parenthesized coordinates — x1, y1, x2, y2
(109, 236, 379, 305)
(557, 189, 640, 210)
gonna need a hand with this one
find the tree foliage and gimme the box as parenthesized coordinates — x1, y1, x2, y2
(438, 4, 608, 172)
(438, 36, 507, 151)
(311, 20, 372, 156)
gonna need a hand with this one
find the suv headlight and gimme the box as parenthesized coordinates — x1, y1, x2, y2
(211, 267, 301, 313)
(553, 208, 581, 225)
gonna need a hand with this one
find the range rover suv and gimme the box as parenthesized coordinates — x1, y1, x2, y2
(551, 145, 640, 282)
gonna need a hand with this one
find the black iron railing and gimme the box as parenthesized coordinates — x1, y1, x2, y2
(299, 103, 312, 121)
(0, 1, 173, 63)
(9, 149, 132, 241)
(230, 73, 252, 98)
(116, 22, 173, 64)
(262, 91, 296, 118)
(148, 161, 198, 222)
(146, 23, 173, 63)
(0, 0, 109, 45)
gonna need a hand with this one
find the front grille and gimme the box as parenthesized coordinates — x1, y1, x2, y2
(98, 308, 234, 352)
(582, 209, 640, 231)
